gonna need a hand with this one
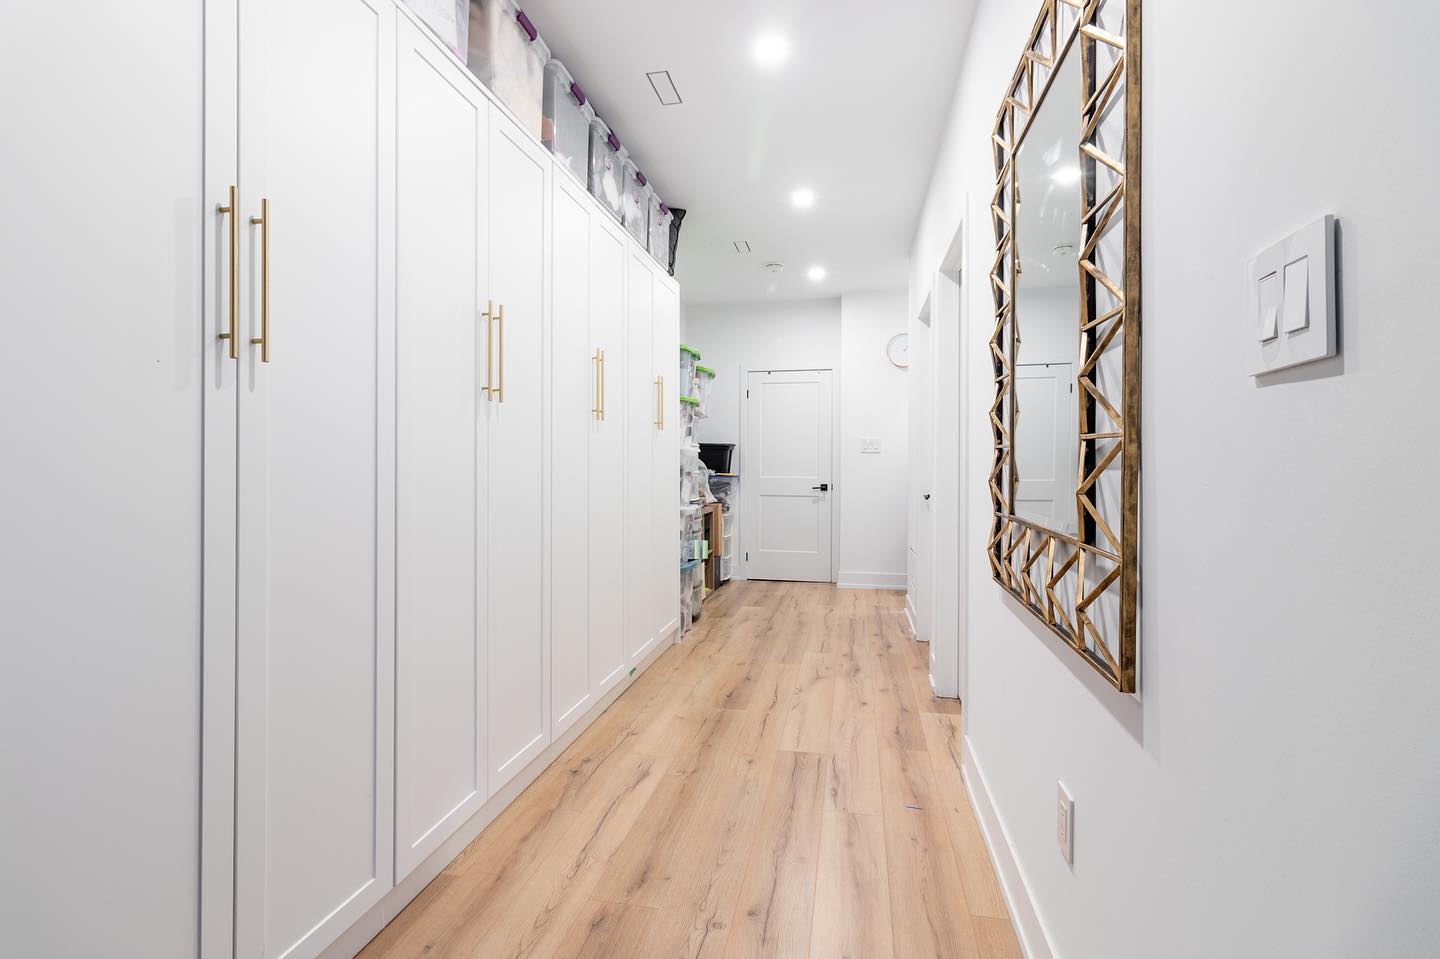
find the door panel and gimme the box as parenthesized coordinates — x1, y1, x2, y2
(550, 176, 592, 734)
(624, 253, 655, 663)
(394, 25, 485, 880)
(651, 276, 680, 640)
(589, 218, 628, 694)
(235, 1, 395, 956)
(486, 113, 549, 792)
(1014, 363, 1077, 533)
(745, 370, 834, 583)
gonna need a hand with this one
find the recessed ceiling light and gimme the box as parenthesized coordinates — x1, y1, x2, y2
(1051, 165, 1081, 186)
(790, 187, 816, 210)
(752, 33, 790, 68)
(763, 262, 785, 274)
(807, 265, 826, 282)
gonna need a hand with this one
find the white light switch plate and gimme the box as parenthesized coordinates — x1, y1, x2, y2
(1056, 782, 1074, 866)
(1247, 214, 1336, 376)
(861, 437, 881, 453)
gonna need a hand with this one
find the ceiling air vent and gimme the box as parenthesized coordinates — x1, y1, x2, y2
(646, 70, 682, 106)
(733, 240, 751, 254)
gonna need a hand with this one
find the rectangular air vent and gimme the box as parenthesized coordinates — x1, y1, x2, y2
(646, 70, 683, 106)
(733, 240, 751, 254)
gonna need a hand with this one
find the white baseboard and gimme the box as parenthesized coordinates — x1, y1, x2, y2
(836, 570, 907, 589)
(961, 737, 1056, 959)
(904, 599, 917, 637)
(318, 633, 676, 959)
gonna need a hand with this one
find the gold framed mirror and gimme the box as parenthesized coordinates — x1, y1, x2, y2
(988, 0, 1140, 692)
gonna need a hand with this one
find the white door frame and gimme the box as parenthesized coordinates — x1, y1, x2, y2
(738, 366, 840, 584)
(929, 212, 969, 703)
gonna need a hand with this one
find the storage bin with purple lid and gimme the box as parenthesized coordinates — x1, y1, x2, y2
(542, 60, 593, 184)
(467, 0, 548, 139)
(621, 158, 650, 244)
(587, 118, 625, 221)
(648, 196, 673, 267)
(403, 0, 468, 57)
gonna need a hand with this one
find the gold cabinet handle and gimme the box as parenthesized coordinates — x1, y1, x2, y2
(249, 198, 270, 362)
(593, 349, 604, 420)
(655, 375, 664, 430)
(217, 185, 238, 359)
(600, 348, 606, 420)
(482, 300, 495, 400)
(496, 304, 506, 403)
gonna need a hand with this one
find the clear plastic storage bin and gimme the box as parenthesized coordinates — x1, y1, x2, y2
(588, 118, 626, 221)
(542, 60, 593, 184)
(404, 0, 468, 57)
(679, 345, 700, 395)
(622, 158, 651, 244)
(467, 0, 548, 139)
(694, 365, 714, 419)
(648, 196, 673, 267)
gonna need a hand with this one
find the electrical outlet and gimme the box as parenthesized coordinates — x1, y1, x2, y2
(1056, 783, 1074, 866)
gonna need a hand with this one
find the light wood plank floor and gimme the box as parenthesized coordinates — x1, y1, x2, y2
(360, 581, 1021, 959)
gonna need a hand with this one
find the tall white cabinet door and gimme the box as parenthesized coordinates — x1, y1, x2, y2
(1, 4, 204, 957)
(485, 111, 550, 793)
(550, 173, 593, 736)
(589, 217, 629, 695)
(652, 274, 681, 642)
(234, 1, 397, 957)
(624, 252, 658, 665)
(394, 22, 487, 882)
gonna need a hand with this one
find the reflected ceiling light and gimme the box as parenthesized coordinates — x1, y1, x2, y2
(807, 265, 826, 282)
(752, 33, 790, 67)
(1051, 165, 1081, 186)
(790, 187, 816, 209)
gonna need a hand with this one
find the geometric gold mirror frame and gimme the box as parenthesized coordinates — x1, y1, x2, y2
(989, 0, 1140, 692)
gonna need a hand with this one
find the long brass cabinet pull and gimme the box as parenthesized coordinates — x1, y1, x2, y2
(217, 185, 238, 359)
(482, 300, 495, 399)
(599, 348, 606, 420)
(655, 375, 664, 430)
(497, 304, 506, 403)
(592, 349, 602, 420)
(249, 198, 270, 362)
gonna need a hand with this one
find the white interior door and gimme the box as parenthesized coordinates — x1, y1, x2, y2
(485, 110, 550, 793)
(744, 369, 834, 583)
(624, 253, 655, 662)
(393, 21, 486, 881)
(234, 0, 395, 956)
(1014, 363, 1077, 532)
(550, 174, 594, 735)
(589, 216, 628, 695)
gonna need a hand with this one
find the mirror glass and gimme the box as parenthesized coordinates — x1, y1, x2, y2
(1011, 46, 1081, 534)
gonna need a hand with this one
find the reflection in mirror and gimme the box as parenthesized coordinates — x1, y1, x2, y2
(1012, 45, 1081, 534)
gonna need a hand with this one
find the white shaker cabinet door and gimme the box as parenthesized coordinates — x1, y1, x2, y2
(393, 21, 488, 882)
(589, 216, 630, 695)
(233, 1, 397, 957)
(549, 173, 594, 737)
(485, 110, 551, 795)
(625, 252, 658, 665)
(652, 274, 681, 643)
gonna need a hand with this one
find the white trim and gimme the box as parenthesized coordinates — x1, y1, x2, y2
(317, 633, 674, 959)
(961, 737, 1058, 959)
(904, 598, 917, 637)
(837, 570, 907, 589)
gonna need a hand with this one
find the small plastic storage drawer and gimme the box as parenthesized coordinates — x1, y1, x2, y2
(542, 60, 593, 184)
(647, 196, 673, 267)
(467, 0, 548, 139)
(588, 118, 626, 221)
(622, 158, 651, 244)
(404, 0, 468, 57)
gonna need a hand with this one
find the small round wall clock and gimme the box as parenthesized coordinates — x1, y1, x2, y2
(886, 332, 910, 369)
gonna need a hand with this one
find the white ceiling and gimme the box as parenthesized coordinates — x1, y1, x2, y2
(521, 0, 975, 304)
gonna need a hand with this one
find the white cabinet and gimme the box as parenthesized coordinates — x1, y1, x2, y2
(485, 111, 551, 794)
(394, 21, 488, 881)
(2, 3, 205, 957)
(625, 252, 659, 665)
(230, 1, 397, 956)
(652, 275, 682, 641)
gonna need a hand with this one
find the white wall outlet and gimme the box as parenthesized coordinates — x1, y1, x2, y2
(1056, 782, 1075, 866)
(861, 437, 881, 453)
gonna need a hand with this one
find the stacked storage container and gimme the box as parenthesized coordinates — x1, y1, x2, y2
(648, 195, 673, 270)
(541, 60, 594, 184)
(404, 0, 469, 57)
(694, 365, 714, 420)
(467, 0, 549, 139)
(622, 158, 651, 244)
(588, 118, 626, 222)
(679, 345, 700, 396)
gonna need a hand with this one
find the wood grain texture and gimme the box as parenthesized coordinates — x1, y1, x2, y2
(357, 582, 1021, 959)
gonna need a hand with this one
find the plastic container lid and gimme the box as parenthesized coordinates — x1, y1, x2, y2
(544, 59, 587, 107)
(679, 345, 702, 358)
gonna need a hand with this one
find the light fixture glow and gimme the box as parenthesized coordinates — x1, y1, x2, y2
(790, 187, 816, 209)
(752, 33, 790, 67)
(807, 265, 826, 283)
(1051, 165, 1081, 186)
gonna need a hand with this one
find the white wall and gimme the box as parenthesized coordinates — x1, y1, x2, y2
(685, 294, 909, 585)
(910, 2, 1440, 957)
(839, 290, 909, 588)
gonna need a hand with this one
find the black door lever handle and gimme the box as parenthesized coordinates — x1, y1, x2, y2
(812, 483, 829, 492)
